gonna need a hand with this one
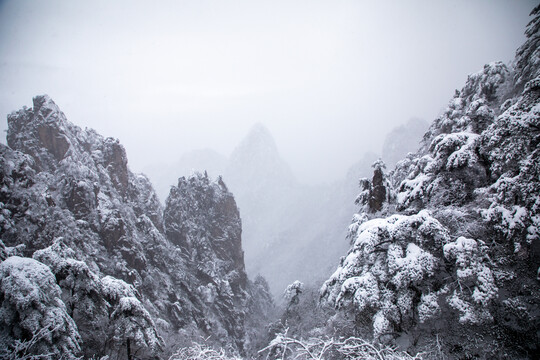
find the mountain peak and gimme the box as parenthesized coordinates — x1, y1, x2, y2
(237, 123, 277, 153)
(248, 122, 272, 137)
(6, 95, 74, 170)
(227, 123, 295, 187)
(7, 94, 62, 130)
(32, 94, 57, 116)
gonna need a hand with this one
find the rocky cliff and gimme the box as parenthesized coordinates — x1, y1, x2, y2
(0, 96, 269, 358)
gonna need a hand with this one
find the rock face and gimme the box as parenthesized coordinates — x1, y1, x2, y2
(164, 173, 249, 348)
(367, 162, 387, 213)
(322, 6, 540, 359)
(0, 95, 268, 357)
(165, 174, 246, 280)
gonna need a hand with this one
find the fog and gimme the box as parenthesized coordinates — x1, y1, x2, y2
(0, 0, 535, 184)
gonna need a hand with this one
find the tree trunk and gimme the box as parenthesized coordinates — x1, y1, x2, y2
(127, 338, 132, 360)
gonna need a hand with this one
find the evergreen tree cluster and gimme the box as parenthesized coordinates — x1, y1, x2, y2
(321, 6, 540, 358)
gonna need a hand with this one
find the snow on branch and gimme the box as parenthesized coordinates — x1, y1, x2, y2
(258, 330, 424, 360)
(168, 342, 242, 360)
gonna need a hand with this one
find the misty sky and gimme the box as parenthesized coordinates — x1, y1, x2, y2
(0, 0, 536, 184)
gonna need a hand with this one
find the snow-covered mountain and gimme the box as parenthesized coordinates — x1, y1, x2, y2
(1, 7, 535, 359)
(321, 6, 540, 358)
(0, 96, 272, 358)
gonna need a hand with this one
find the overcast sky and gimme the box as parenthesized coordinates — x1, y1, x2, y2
(0, 0, 536, 184)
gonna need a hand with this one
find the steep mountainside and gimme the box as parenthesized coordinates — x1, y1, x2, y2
(0, 96, 271, 358)
(322, 7, 540, 359)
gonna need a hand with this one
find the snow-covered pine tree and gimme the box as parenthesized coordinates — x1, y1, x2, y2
(0, 256, 81, 359)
